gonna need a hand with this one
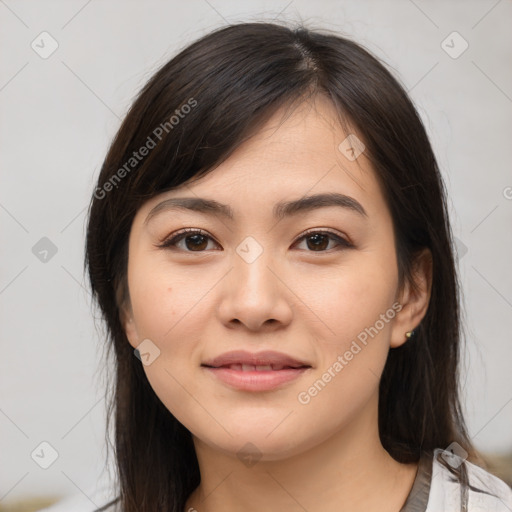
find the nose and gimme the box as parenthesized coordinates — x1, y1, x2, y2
(216, 247, 294, 332)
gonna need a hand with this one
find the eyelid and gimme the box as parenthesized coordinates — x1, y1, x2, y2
(156, 227, 217, 249)
(294, 227, 352, 246)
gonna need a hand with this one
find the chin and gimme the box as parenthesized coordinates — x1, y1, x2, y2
(193, 423, 319, 463)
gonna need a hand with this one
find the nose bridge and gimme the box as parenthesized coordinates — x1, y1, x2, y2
(217, 234, 292, 330)
(233, 235, 278, 301)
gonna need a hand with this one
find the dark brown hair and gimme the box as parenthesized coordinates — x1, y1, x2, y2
(85, 21, 476, 512)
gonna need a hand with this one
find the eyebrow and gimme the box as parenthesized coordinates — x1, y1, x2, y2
(144, 192, 367, 226)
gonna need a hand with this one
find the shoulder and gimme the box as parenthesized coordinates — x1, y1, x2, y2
(427, 448, 512, 512)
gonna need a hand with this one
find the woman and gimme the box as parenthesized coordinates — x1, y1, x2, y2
(45, 21, 512, 512)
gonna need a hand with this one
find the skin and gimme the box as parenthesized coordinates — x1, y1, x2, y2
(121, 94, 432, 512)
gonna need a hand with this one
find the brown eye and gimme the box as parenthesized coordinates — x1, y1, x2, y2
(157, 228, 352, 254)
(181, 233, 209, 251)
(157, 229, 219, 252)
(294, 230, 352, 252)
(305, 233, 330, 251)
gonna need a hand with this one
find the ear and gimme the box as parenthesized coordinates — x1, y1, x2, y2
(119, 301, 140, 350)
(390, 248, 433, 348)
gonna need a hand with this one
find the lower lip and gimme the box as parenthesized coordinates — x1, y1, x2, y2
(202, 366, 310, 391)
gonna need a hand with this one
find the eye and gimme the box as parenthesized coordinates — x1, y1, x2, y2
(156, 228, 352, 253)
(156, 228, 219, 252)
(293, 229, 353, 252)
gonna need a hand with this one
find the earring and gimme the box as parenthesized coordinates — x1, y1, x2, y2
(405, 329, 415, 340)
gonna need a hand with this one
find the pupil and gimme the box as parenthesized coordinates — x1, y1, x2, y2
(307, 234, 328, 251)
(183, 234, 329, 251)
(186, 234, 207, 251)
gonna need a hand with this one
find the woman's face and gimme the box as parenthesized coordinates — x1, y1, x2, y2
(122, 96, 419, 461)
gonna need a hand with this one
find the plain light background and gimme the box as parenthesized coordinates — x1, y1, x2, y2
(1, 0, 511, 504)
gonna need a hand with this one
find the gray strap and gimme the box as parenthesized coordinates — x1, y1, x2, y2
(399, 451, 434, 512)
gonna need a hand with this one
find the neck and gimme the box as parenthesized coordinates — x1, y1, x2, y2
(184, 393, 418, 512)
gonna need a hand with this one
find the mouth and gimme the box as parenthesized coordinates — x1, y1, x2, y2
(202, 349, 311, 369)
(201, 350, 312, 391)
(202, 363, 310, 371)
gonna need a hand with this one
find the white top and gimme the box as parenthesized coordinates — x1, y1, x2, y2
(38, 448, 512, 512)
(400, 448, 512, 511)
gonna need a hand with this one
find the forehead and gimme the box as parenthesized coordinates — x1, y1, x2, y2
(136, 95, 389, 223)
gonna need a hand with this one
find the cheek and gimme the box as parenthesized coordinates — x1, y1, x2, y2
(297, 287, 395, 432)
(127, 260, 210, 427)
(128, 258, 207, 342)
(297, 246, 398, 401)
(305, 251, 398, 346)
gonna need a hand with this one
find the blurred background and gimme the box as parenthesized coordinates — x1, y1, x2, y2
(1, 0, 511, 510)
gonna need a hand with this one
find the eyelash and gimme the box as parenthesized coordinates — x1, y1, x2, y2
(156, 227, 353, 253)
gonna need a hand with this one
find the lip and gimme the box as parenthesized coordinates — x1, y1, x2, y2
(201, 350, 312, 392)
(203, 366, 310, 391)
(202, 350, 311, 369)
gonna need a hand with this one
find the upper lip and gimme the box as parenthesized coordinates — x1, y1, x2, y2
(202, 350, 311, 369)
